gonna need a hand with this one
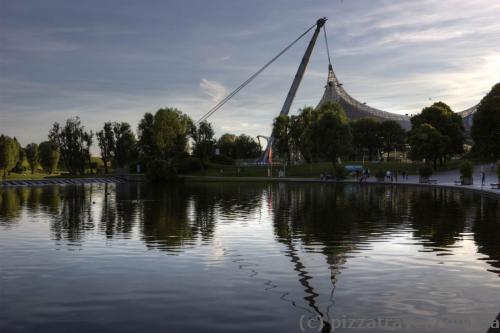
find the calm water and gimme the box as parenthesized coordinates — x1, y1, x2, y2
(1, 182, 499, 333)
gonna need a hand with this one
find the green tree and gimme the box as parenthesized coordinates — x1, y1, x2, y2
(234, 134, 261, 159)
(314, 109, 352, 164)
(153, 108, 193, 159)
(190, 121, 215, 162)
(39, 141, 60, 174)
(217, 133, 237, 158)
(12, 138, 25, 173)
(272, 115, 292, 164)
(411, 101, 464, 162)
(113, 122, 137, 168)
(97, 122, 115, 174)
(0, 135, 19, 177)
(379, 120, 406, 160)
(408, 123, 447, 169)
(137, 112, 155, 159)
(25, 143, 40, 174)
(351, 118, 381, 161)
(471, 83, 500, 160)
(48, 117, 93, 175)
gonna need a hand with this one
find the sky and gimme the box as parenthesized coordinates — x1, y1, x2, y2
(1, 0, 500, 147)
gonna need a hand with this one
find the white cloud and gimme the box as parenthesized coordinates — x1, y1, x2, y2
(199, 78, 227, 103)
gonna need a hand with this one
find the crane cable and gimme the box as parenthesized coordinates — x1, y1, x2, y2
(195, 23, 317, 125)
(323, 25, 332, 66)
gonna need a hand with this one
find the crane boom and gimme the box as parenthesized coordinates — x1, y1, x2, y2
(260, 17, 327, 164)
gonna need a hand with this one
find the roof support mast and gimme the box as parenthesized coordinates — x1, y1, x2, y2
(261, 17, 327, 163)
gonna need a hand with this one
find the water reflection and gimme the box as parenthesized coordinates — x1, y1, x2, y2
(1, 182, 500, 332)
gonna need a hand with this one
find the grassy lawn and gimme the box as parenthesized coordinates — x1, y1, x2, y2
(187, 159, 466, 178)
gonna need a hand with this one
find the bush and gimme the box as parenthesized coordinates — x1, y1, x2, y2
(146, 159, 177, 183)
(332, 164, 348, 180)
(459, 161, 474, 179)
(375, 170, 385, 179)
(173, 156, 204, 174)
(419, 166, 433, 178)
(210, 154, 235, 165)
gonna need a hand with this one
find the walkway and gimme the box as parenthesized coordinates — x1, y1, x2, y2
(0, 177, 125, 187)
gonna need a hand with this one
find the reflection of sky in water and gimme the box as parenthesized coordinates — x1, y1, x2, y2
(0, 183, 499, 333)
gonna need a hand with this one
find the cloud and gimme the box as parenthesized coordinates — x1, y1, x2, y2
(199, 78, 227, 103)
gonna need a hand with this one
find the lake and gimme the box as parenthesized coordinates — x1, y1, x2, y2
(1, 182, 499, 332)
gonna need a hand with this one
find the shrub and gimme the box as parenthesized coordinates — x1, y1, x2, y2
(146, 159, 177, 183)
(210, 154, 235, 165)
(375, 170, 385, 179)
(332, 164, 348, 180)
(419, 166, 433, 178)
(173, 156, 204, 174)
(459, 161, 474, 179)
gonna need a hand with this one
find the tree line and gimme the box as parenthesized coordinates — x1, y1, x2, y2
(0, 107, 261, 179)
(1, 83, 499, 179)
(271, 82, 500, 168)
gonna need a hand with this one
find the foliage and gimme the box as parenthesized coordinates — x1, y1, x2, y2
(411, 102, 465, 160)
(39, 141, 60, 174)
(48, 117, 93, 175)
(0, 135, 20, 177)
(97, 122, 115, 173)
(146, 159, 177, 183)
(332, 164, 348, 180)
(459, 161, 474, 179)
(217, 133, 237, 158)
(374, 170, 386, 179)
(471, 83, 500, 160)
(210, 154, 235, 165)
(314, 109, 352, 164)
(113, 122, 137, 168)
(25, 143, 40, 174)
(137, 112, 155, 159)
(379, 120, 406, 159)
(172, 156, 204, 174)
(12, 138, 24, 173)
(234, 134, 261, 159)
(153, 108, 193, 159)
(418, 166, 433, 178)
(190, 121, 215, 162)
(351, 118, 381, 161)
(408, 123, 447, 169)
(271, 115, 292, 163)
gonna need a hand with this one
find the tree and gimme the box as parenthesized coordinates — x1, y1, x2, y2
(190, 121, 215, 162)
(408, 123, 447, 169)
(137, 112, 155, 159)
(471, 83, 500, 160)
(152, 108, 193, 159)
(217, 133, 237, 158)
(351, 118, 381, 161)
(113, 122, 137, 168)
(411, 101, 464, 161)
(97, 122, 115, 174)
(0, 135, 19, 177)
(234, 134, 261, 159)
(272, 115, 292, 164)
(48, 117, 93, 175)
(12, 138, 25, 173)
(314, 109, 352, 164)
(25, 143, 40, 174)
(379, 120, 406, 160)
(39, 141, 60, 174)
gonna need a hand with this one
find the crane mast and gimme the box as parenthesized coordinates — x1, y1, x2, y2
(260, 17, 327, 163)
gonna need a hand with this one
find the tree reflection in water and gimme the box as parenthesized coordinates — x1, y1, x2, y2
(0, 182, 499, 319)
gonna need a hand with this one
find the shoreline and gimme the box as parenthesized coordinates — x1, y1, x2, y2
(1, 174, 499, 199)
(180, 175, 500, 199)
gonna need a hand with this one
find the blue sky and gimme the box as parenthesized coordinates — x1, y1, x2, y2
(1, 0, 500, 146)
